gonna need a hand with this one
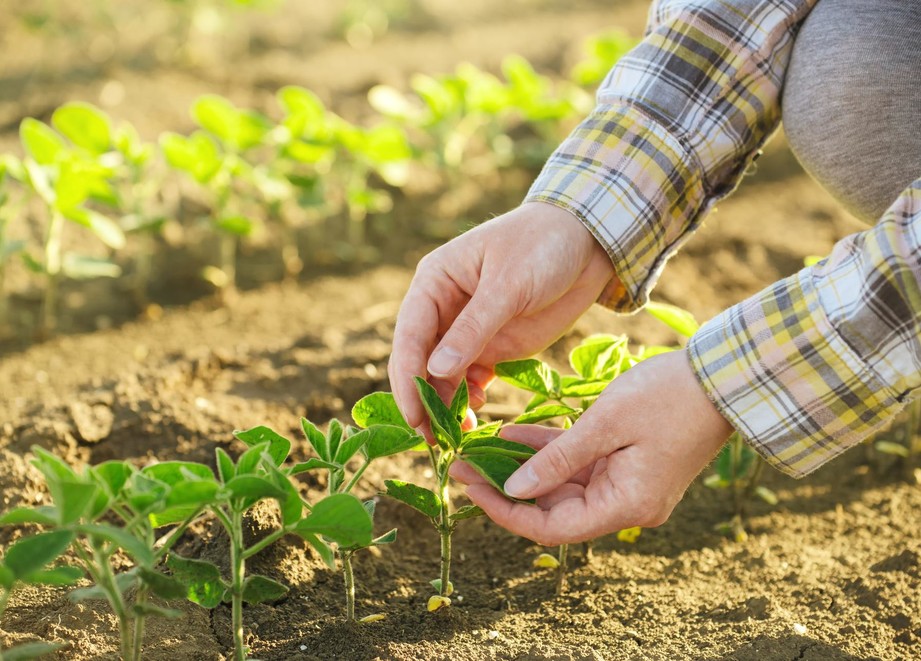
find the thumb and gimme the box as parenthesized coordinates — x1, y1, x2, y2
(427, 287, 515, 379)
(503, 407, 621, 499)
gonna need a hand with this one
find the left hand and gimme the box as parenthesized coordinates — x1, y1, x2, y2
(450, 349, 734, 546)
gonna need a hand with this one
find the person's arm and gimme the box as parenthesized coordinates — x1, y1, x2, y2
(690, 181, 921, 477)
(526, 0, 817, 312)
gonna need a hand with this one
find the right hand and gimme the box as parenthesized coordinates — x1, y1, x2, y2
(388, 201, 618, 428)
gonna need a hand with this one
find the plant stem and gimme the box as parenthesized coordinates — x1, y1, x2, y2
(131, 586, 148, 661)
(342, 460, 371, 495)
(219, 232, 237, 296)
(437, 464, 452, 597)
(555, 544, 568, 595)
(340, 550, 356, 621)
(41, 210, 64, 338)
(229, 509, 246, 661)
(95, 545, 133, 661)
(242, 526, 288, 560)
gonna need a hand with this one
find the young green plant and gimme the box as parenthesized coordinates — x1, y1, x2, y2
(165, 429, 372, 661)
(375, 378, 535, 612)
(294, 412, 421, 621)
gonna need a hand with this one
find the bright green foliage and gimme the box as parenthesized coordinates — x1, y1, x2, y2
(291, 411, 419, 620)
(376, 379, 534, 606)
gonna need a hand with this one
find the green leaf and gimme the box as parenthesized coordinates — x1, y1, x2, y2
(559, 379, 608, 398)
(150, 481, 217, 526)
(235, 441, 270, 476)
(165, 554, 226, 609)
(25, 565, 84, 586)
(0, 565, 12, 589)
(351, 392, 412, 430)
(214, 215, 255, 236)
(300, 532, 336, 569)
(62, 208, 126, 250)
(413, 377, 461, 450)
(333, 427, 370, 465)
(20, 118, 66, 165)
(0, 507, 58, 527)
(241, 574, 289, 604)
(293, 493, 373, 548)
(132, 603, 183, 619)
(233, 427, 292, 467)
(495, 359, 559, 398)
(91, 461, 134, 497)
(138, 567, 188, 600)
(142, 462, 213, 486)
(755, 486, 779, 506)
(514, 404, 581, 425)
(569, 335, 625, 379)
(224, 475, 286, 505)
(215, 447, 235, 483)
(371, 528, 398, 545)
(460, 436, 537, 460)
(124, 473, 168, 514)
(52, 102, 112, 154)
(289, 458, 339, 474)
(462, 420, 503, 441)
(159, 131, 222, 184)
(644, 301, 699, 338)
(327, 419, 344, 463)
(382, 480, 441, 520)
(75, 523, 154, 567)
(300, 418, 329, 460)
(4, 531, 74, 580)
(463, 454, 523, 495)
(875, 440, 911, 458)
(260, 459, 302, 527)
(57, 480, 99, 525)
(4, 641, 67, 661)
(362, 425, 422, 460)
(450, 380, 469, 422)
(449, 505, 485, 522)
(192, 95, 271, 152)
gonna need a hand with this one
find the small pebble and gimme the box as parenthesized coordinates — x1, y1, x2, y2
(793, 623, 808, 635)
(487, 630, 499, 640)
(300, 645, 307, 651)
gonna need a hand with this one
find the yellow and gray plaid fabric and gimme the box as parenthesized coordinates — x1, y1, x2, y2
(526, 0, 921, 477)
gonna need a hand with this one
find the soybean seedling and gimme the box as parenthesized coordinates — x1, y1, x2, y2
(375, 379, 535, 612)
(166, 429, 372, 661)
(160, 95, 272, 299)
(873, 397, 921, 481)
(16, 112, 126, 337)
(0, 448, 211, 661)
(244, 416, 419, 622)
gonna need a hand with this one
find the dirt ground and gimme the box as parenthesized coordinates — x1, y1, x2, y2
(0, 1, 919, 660)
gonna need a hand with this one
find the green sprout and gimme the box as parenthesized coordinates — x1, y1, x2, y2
(0, 448, 208, 661)
(569, 29, 637, 87)
(371, 379, 534, 612)
(165, 429, 372, 661)
(15, 110, 126, 337)
(874, 398, 921, 479)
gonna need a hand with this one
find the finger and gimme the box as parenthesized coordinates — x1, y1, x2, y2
(466, 364, 496, 409)
(465, 483, 599, 546)
(535, 482, 585, 510)
(448, 460, 484, 486)
(502, 405, 623, 500)
(498, 424, 563, 450)
(427, 287, 517, 380)
(390, 284, 451, 429)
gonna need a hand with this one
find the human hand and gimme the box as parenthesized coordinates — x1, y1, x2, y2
(451, 350, 734, 545)
(389, 201, 616, 428)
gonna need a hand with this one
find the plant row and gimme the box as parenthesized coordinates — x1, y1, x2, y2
(0, 31, 635, 338)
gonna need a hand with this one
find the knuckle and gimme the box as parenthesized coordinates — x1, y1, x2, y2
(541, 444, 575, 481)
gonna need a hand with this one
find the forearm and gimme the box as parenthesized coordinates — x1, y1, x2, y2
(526, 0, 817, 311)
(689, 180, 921, 477)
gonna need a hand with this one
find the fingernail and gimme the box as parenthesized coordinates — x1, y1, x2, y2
(504, 464, 538, 498)
(428, 347, 463, 377)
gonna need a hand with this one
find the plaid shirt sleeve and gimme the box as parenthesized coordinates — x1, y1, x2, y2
(525, 0, 818, 311)
(525, 0, 921, 477)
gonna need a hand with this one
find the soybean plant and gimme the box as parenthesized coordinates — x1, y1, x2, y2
(165, 429, 372, 661)
(375, 379, 535, 612)
(294, 412, 420, 621)
(16, 109, 126, 336)
(0, 448, 208, 661)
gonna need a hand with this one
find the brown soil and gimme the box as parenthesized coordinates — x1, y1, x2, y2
(0, 1, 918, 660)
